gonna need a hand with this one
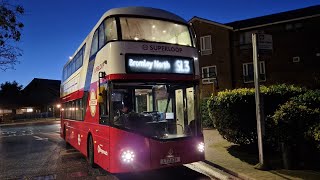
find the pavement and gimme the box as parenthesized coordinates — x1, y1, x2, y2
(203, 129, 320, 180)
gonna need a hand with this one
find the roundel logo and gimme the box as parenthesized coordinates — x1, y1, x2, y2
(142, 44, 148, 50)
(89, 89, 97, 117)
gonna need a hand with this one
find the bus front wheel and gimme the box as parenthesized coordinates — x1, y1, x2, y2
(64, 127, 71, 149)
(87, 135, 95, 168)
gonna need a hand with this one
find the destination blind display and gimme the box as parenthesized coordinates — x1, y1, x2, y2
(126, 54, 194, 74)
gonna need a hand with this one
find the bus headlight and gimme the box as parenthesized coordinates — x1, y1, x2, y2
(197, 142, 205, 152)
(121, 150, 135, 163)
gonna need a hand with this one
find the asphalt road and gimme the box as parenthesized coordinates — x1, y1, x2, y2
(0, 122, 213, 180)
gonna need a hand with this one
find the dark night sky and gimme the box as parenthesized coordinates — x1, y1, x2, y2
(0, 0, 319, 87)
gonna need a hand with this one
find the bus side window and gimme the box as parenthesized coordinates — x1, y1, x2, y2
(90, 31, 98, 56)
(98, 23, 105, 49)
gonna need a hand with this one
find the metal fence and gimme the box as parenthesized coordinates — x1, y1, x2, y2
(0, 112, 55, 123)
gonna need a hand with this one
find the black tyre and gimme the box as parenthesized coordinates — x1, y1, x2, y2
(88, 135, 95, 167)
(64, 127, 71, 149)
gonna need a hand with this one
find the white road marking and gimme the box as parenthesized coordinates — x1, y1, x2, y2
(0, 130, 34, 138)
(33, 136, 48, 141)
(184, 161, 239, 180)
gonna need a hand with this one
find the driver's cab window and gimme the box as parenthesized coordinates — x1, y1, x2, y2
(154, 86, 173, 113)
(110, 83, 198, 139)
(111, 89, 134, 127)
(135, 89, 152, 113)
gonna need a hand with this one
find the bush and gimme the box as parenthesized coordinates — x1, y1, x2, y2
(272, 90, 320, 168)
(200, 99, 214, 128)
(307, 123, 320, 150)
(208, 84, 306, 145)
(273, 90, 320, 149)
(272, 101, 320, 144)
(291, 90, 320, 109)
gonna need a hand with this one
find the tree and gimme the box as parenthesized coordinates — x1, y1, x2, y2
(0, 0, 24, 71)
(0, 80, 22, 95)
(0, 80, 23, 108)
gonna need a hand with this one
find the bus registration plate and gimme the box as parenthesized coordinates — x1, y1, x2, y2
(160, 157, 181, 165)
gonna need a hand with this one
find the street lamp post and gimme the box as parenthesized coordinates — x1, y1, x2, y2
(56, 104, 61, 120)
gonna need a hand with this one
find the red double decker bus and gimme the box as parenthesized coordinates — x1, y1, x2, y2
(60, 7, 204, 173)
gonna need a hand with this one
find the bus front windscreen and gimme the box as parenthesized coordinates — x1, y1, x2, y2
(120, 17, 192, 47)
(111, 82, 199, 139)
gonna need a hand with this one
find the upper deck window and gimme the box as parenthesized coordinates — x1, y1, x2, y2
(90, 31, 99, 56)
(62, 44, 86, 81)
(120, 17, 192, 47)
(104, 18, 117, 42)
(90, 18, 117, 57)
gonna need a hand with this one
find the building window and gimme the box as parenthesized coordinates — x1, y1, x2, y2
(285, 23, 303, 31)
(239, 32, 253, 45)
(200, 35, 212, 55)
(202, 66, 217, 84)
(243, 61, 266, 83)
(285, 24, 293, 30)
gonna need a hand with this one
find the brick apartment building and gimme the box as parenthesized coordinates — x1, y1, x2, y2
(190, 5, 320, 98)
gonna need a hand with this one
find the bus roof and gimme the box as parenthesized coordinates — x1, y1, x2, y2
(64, 7, 188, 69)
(102, 7, 187, 24)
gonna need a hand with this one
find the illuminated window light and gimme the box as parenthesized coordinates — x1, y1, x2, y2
(152, 25, 156, 28)
(134, 37, 139, 41)
(162, 30, 166, 33)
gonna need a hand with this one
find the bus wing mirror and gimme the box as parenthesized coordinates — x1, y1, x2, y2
(99, 71, 106, 79)
(98, 87, 106, 103)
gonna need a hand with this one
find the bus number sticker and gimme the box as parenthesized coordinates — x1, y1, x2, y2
(89, 90, 97, 117)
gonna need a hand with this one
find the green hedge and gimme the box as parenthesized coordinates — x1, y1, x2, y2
(201, 99, 214, 128)
(208, 84, 306, 145)
(291, 90, 320, 109)
(273, 90, 320, 149)
(272, 101, 319, 143)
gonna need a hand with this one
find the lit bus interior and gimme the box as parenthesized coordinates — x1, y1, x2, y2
(100, 82, 198, 140)
(99, 16, 193, 46)
(120, 17, 192, 46)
